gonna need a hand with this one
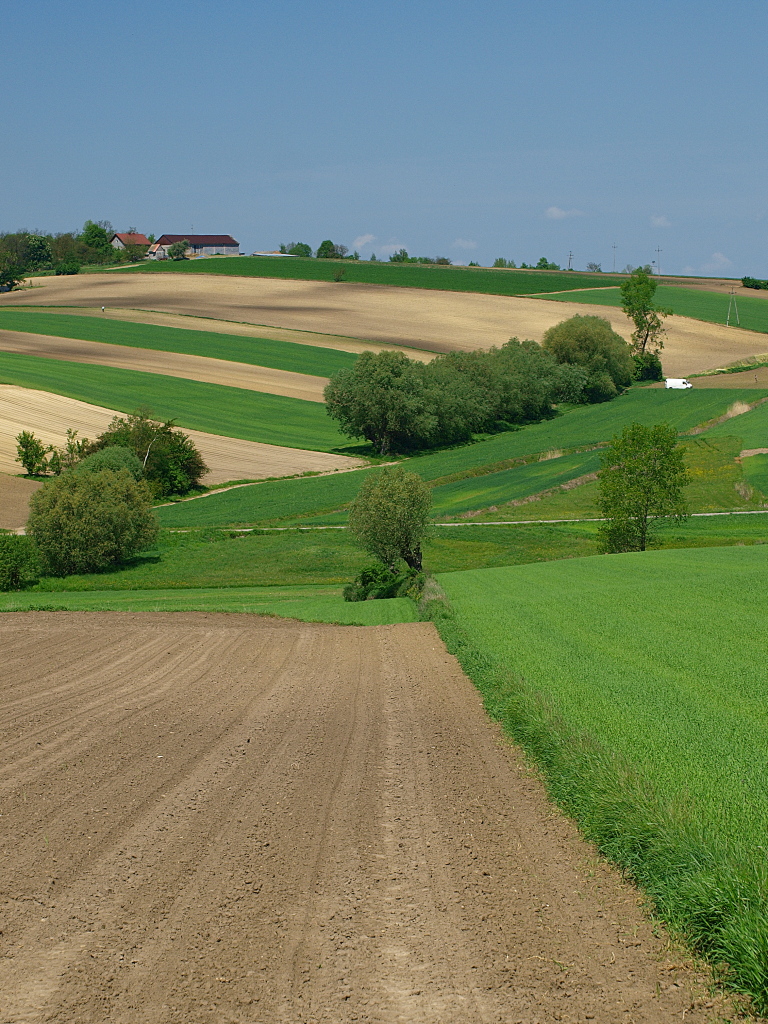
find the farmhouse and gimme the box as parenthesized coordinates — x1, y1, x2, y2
(110, 232, 150, 250)
(151, 235, 240, 259)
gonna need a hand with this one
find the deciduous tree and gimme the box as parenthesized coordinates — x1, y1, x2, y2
(542, 315, 634, 400)
(598, 422, 688, 552)
(167, 239, 189, 260)
(349, 466, 432, 571)
(15, 431, 49, 475)
(620, 268, 672, 355)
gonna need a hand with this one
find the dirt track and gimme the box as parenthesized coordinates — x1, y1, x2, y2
(3, 272, 768, 375)
(0, 612, 720, 1024)
(0, 386, 362, 485)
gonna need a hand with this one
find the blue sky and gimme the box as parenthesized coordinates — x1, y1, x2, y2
(3, 1, 766, 275)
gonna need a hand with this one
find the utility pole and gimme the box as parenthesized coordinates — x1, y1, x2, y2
(655, 246, 662, 275)
(726, 287, 740, 327)
(612, 242, 617, 273)
(567, 251, 574, 270)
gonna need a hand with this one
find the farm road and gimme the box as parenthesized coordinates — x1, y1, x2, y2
(0, 612, 718, 1023)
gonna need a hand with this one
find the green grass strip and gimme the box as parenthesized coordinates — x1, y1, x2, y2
(0, 310, 356, 377)
(0, 584, 417, 624)
(0, 351, 348, 452)
(117, 256, 620, 296)
(433, 547, 768, 1011)
(543, 285, 768, 334)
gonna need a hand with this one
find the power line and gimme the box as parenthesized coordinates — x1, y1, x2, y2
(727, 287, 740, 327)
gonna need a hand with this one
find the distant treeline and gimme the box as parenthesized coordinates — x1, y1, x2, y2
(0, 221, 148, 284)
(742, 276, 768, 291)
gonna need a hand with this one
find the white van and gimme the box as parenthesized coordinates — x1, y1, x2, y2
(665, 378, 693, 389)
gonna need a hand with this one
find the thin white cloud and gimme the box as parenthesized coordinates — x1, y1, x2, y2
(545, 206, 583, 220)
(352, 233, 375, 249)
(452, 238, 477, 249)
(702, 252, 733, 273)
(377, 243, 401, 255)
(651, 215, 671, 228)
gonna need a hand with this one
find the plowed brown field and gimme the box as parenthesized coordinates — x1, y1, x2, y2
(3, 272, 767, 375)
(0, 386, 363, 484)
(0, 473, 40, 530)
(0, 612, 721, 1024)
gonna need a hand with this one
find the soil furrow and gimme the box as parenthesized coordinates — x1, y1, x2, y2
(0, 613, 722, 1023)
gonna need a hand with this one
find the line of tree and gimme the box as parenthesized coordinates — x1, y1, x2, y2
(277, 241, 453, 264)
(0, 221, 152, 289)
(742, 276, 768, 290)
(325, 315, 643, 455)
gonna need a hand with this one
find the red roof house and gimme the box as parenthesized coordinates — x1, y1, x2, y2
(110, 232, 151, 249)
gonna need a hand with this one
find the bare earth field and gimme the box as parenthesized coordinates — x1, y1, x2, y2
(0, 329, 328, 403)
(0, 472, 41, 530)
(3, 273, 767, 375)
(0, 612, 721, 1024)
(0, 386, 362, 485)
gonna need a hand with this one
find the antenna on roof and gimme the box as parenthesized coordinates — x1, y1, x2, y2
(726, 287, 740, 327)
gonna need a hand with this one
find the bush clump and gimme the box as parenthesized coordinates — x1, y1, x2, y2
(90, 411, 207, 495)
(76, 446, 144, 480)
(0, 535, 39, 591)
(542, 315, 634, 400)
(343, 562, 422, 602)
(27, 468, 159, 576)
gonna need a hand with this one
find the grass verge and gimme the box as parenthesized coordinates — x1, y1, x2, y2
(0, 583, 417, 624)
(429, 547, 768, 1012)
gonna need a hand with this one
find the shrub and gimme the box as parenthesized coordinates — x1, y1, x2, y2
(54, 259, 80, 275)
(27, 468, 159, 576)
(77, 446, 144, 480)
(632, 351, 664, 382)
(343, 561, 424, 602)
(0, 535, 39, 591)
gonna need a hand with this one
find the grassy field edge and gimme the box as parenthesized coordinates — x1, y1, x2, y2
(422, 577, 768, 1013)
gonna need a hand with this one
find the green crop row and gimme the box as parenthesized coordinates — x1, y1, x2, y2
(117, 255, 619, 296)
(0, 310, 356, 378)
(0, 352, 348, 452)
(435, 545, 768, 1011)
(543, 284, 768, 334)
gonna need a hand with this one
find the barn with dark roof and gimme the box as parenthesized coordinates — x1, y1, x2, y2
(152, 234, 240, 258)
